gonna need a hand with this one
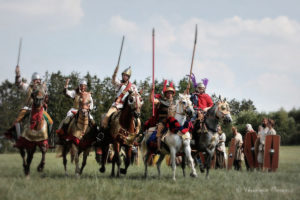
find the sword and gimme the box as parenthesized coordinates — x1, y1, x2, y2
(16, 38, 22, 66)
(117, 36, 125, 67)
(187, 25, 197, 94)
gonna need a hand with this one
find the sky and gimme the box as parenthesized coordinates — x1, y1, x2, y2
(0, 0, 300, 112)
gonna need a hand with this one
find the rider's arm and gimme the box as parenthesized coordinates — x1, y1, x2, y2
(64, 88, 76, 98)
(89, 94, 94, 110)
(112, 66, 121, 87)
(203, 94, 213, 112)
(15, 65, 29, 91)
(149, 88, 159, 105)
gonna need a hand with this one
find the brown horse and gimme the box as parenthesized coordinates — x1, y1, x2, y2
(99, 91, 143, 177)
(14, 84, 49, 177)
(57, 92, 97, 176)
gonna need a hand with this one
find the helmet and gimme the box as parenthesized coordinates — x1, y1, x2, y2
(197, 82, 205, 88)
(79, 80, 87, 86)
(164, 87, 175, 94)
(122, 66, 132, 77)
(31, 72, 41, 81)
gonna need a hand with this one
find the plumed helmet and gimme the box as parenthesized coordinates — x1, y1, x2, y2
(197, 82, 205, 88)
(122, 66, 132, 78)
(164, 86, 175, 94)
(31, 72, 41, 81)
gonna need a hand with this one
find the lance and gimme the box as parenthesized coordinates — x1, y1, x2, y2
(117, 36, 125, 67)
(152, 28, 155, 116)
(187, 25, 197, 94)
(16, 38, 22, 66)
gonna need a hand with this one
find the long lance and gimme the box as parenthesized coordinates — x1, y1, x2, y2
(187, 25, 197, 94)
(117, 36, 125, 67)
(152, 28, 155, 116)
(16, 38, 22, 66)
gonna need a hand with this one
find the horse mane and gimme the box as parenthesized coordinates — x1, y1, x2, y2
(119, 94, 135, 132)
(205, 104, 219, 132)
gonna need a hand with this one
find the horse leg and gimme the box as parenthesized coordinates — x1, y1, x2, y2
(156, 153, 165, 178)
(19, 148, 27, 174)
(100, 144, 108, 173)
(24, 147, 36, 177)
(181, 154, 186, 178)
(79, 148, 89, 175)
(72, 144, 80, 176)
(170, 148, 177, 181)
(144, 152, 150, 178)
(37, 145, 47, 172)
(205, 148, 213, 179)
(114, 143, 121, 177)
(183, 141, 197, 178)
(120, 146, 132, 175)
(62, 144, 70, 176)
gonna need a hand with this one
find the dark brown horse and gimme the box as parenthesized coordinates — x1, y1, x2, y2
(56, 92, 97, 176)
(99, 91, 143, 177)
(14, 84, 49, 177)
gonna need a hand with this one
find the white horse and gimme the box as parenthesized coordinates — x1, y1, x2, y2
(142, 93, 197, 181)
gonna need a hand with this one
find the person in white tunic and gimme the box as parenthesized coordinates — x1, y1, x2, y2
(232, 126, 243, 171)
(257, 118, 276, 169)
(101, 66, 138, 129)
(216, 125, 226, 169)
(56, 79, 94, 135)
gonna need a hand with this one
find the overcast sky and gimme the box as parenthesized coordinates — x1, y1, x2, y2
(1, 0, 299, 112)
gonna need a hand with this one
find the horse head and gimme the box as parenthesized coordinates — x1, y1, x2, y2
(127, 90, 143, 118)
(215, 98, 232, 124)
(31, 84, 46, 108)
(177, 93, 195, 118)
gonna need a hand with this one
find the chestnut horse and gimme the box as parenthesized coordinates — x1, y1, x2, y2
(99, 91, 143, 177)
(57, 92, 97, 176)
(14, 84, 49, 177)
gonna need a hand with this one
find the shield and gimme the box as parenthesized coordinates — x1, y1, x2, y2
(263, 135, 280, 172)
(244, 131, 258, 169)
(227, 138, 236, 170)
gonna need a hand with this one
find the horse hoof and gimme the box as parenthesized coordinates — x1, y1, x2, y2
(99, 167, 105, 173)
(37, 165, 44, 172)
(190, 173, 198, 178)
(25, 175, 30, 180)
(75, 173, 80, 178)
(172, 178, 176, 182)
(120, 168, 127, 175)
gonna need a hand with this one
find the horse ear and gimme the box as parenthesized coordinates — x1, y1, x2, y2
(128, 90, 133, 95)
(224, 97, 226, 102)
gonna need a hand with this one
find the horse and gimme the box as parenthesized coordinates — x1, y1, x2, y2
(99, 91, 143, 177)
(57, 92, 98, 176)
(14, 84, 49, 177)
(192, 97, 232, 178)
(142, 93, 197, 181)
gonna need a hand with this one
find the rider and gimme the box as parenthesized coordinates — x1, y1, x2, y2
(56, 78, 95, 135)
(191, 81, 213, 113)
(101, 66, 138, 130)
(150, 81, 176, 152)
(4, 65, 53, 139)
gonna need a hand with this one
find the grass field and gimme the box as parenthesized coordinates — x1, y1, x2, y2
(0, 146, 299, 200)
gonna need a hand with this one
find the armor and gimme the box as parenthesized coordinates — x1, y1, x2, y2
(31, 72, 41, 81)
(122, 66, 132, 77)
(157, 98, 175, 123)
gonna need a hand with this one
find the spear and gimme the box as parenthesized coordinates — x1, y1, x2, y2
(16, 38, 22, 66)
(186, 25, 197, 94)
(152, 28, 155, 117)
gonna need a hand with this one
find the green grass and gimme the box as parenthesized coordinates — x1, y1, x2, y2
(0, 146, 300, 200)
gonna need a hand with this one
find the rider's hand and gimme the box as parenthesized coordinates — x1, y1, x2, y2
(115, 97, 121, 105)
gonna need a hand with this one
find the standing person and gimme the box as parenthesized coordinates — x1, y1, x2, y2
(101, 66, 138, 130)
(232, 126, 243, 171)
(150, 81, 176, 153)
(4, 65, 53, 139)
(56, 78, 95, 135)
(216, 125, 226, 169)
(257, 118, 277, 170)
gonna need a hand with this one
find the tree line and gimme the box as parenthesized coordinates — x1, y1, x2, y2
(0, 71, 299, 152)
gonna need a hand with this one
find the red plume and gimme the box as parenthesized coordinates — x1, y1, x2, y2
(163, 80, 167, 92)
(170, 81, 174, 89)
